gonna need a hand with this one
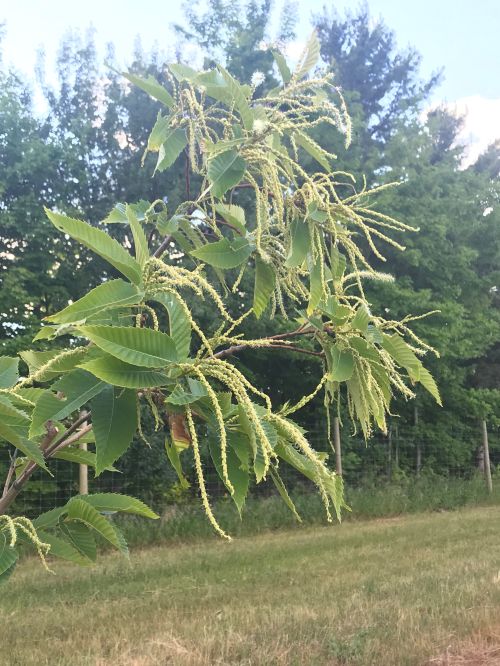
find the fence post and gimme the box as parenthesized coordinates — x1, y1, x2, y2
(482, 419, 493, 494)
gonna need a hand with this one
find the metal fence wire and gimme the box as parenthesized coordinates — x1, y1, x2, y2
(2, 417, 499, 518)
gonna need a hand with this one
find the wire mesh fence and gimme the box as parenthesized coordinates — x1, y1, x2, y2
(3, 418, 500, 518)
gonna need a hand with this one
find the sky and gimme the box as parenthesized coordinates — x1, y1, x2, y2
(1, 0, 499, 162)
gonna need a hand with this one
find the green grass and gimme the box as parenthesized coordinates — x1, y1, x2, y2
(117, 474, 500, 547)
(3, 505, 500, 665)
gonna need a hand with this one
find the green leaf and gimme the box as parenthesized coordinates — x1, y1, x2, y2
(149, 291, 191, 360)
(272, 50, 291, 84)
(123, 207, 147, 270)
(122, 72, 173, 107)
(66, 498, 127, 552)
(285, 219, 310, 268)
(165, 379, 208, 405)
(351, 304, 370, 333)
(0, 357, 19, 388)
(307, 259, 323, 315)
(14, 439, 48, 471)
(218, 66, 253, 131)
(330, 246, 346, 283)
(33, 507, 67, 530)
(294, 31, 320, 80)
(103, 201, 150, 225)
(269, 466, 301, 521)
(253, 258, 275, 318)
(147, 113, 171, 151)
(0, 533, 18, 584)
(381, 333, 421, 380)
(165, 437, 190, 489)
(207, 150, 246, 199)
(418, 365, 442, 405)
(326, 346, 355, 382)
(294, 131, 330, 170)
(53, 447, 111, 469)
(30, 370, 106, 438)
(213, 203, 246, 234)
(78, 325, 178, 367)
(156, 128, 188, 172)
(80, 355, 172, 388)
(19, 348, 89, 382)
(168, 63, 198, 82)
(46, 280, 143, 324)
(191, 237, 252, 269)
(208, 433, 249, 515)
(59, 521, 97, 562)
(92, 386, 138, 475)
(79, 493, 159, 519)
(37, 530, 93, 566)
(45, 210, 142, 285)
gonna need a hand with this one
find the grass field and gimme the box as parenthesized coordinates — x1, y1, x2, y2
(3, 506, 500, 665)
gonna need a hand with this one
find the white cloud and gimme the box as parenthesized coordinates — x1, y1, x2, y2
(440, 96, 500, 167)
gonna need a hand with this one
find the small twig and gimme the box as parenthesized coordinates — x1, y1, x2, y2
(2, 450, 18, 499)
(152, 235, 173, 258)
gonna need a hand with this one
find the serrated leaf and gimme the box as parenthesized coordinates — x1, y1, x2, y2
(45, 210, 142, 285)
(294, 31, 320, 80)
(381, 333, 421, 380)
(66, 498, 126, 552)
(0, 357, 19, 388)
(208, 432, 249, 515)
(191, 237, 252, 269)
(168, 63, 198, 81)
(285, 219, 310, 268)
(156, 128, 188, 172)
(79, 493, 159, 519)
(351, 304, 370, 333)
(150, 291, 191, 360)
(307, 259, 323, 315)
(78, 325, 178, 367)
(207, 150, 246, 199)
(294, 131, 330, 170)
(147, 113, 171, 151)
(165, 436, 190, 488)
(79, 355, 172, 388)
(218, 66, 253, 131)
(46, 280, 143, 325)
(126, 205, 149, 268)
(253, 258, 275, 318)
(269, 466, 301, 521)
(326, 346, 355, 382)
(213, 203, 246, 234)
(272, 50, 291, 84)
(122, 72, 173, 107)
(30, 369, 106, 438)
(53, 447, 112, 469)
(38, 530, 93, 566)
(92, 386, 137, 475)
(418, 365, 442, 405)
(59, 520, 97, 562)
(0, 533, 18, 584)
(165, 379, 208, 405)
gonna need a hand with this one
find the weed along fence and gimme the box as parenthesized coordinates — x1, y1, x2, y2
(3, 420, 500, 519)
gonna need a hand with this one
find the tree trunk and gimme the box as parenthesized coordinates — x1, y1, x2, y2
(482, 419, 493, 494)
(332, 416, 342, 476)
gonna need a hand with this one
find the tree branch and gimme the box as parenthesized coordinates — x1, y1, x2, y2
(0, 413, 92, 515)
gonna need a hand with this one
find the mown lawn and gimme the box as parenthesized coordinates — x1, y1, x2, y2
(3, 506, 500, 665)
